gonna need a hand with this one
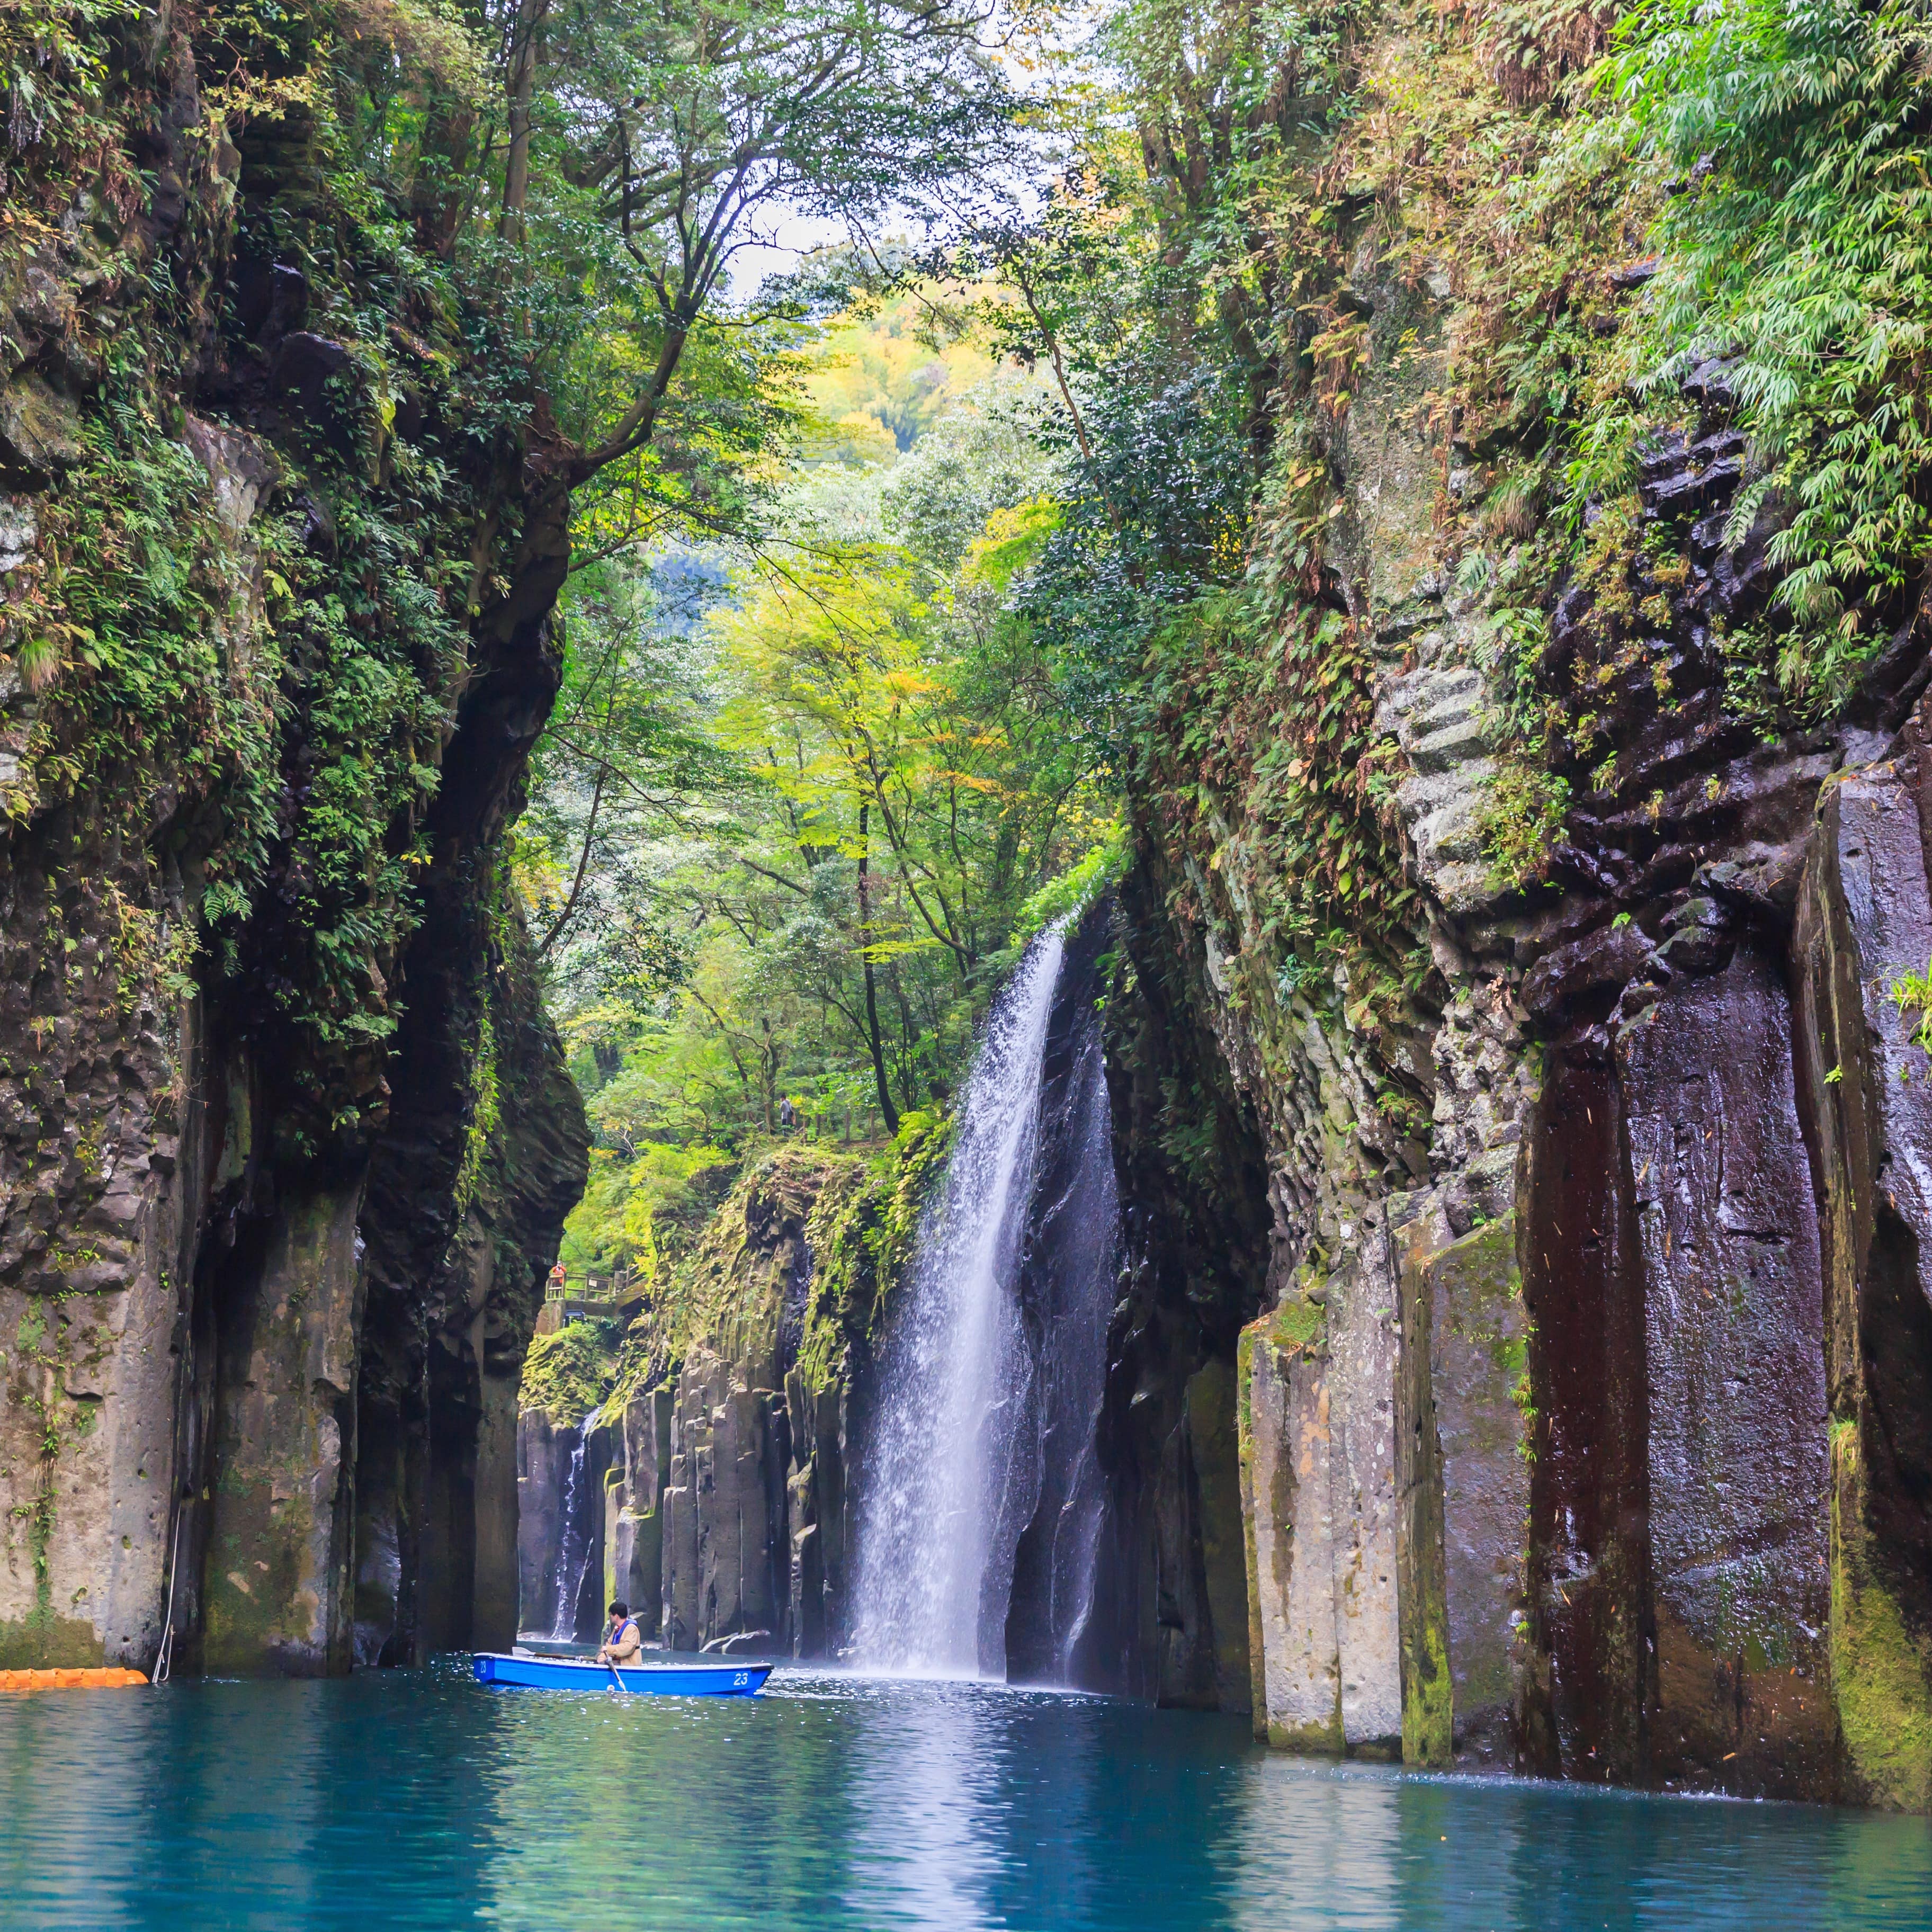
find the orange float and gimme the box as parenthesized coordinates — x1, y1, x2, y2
(0, 1667, 150, 1690)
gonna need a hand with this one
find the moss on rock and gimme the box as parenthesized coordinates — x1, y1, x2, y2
(520, 1323, 618, 1428)
(1831, 1421, 1932, 1811)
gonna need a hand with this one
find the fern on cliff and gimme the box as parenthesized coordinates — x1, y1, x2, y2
(1602, 0, 1932, 703)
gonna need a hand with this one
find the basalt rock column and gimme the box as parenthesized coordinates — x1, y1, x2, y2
(0, 3, 585, 1672)
(654, 1157, 827, 1654)
(1239, 1203, 1405, 1758)
(1518, 1054, 1652, 1782)
(661, 1350, 791, 1651)
(516, 1409, 574, 1640)
(1621, 946, 1832, 1793)
(1795, 761, 1932, 1810)
(611, 1388, 672, 1639)
(202, 1183, 367, 1676)
(1394, 1205, 1532, 1769)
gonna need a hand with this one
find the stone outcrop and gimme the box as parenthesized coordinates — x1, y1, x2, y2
(1793, 764, 1932, 1809)
(0, 4, 586, 1674)
(649, 1161, 829, 1654)
(516, 1149, 883, 1658)
(1106, 172, 1932, 1810)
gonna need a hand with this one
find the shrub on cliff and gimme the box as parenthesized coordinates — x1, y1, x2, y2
(1600, 0, 1932, 708)
(519, 1320, 618, 1425)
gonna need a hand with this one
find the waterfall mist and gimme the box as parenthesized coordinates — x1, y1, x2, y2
(852, 906, 1120, 1681)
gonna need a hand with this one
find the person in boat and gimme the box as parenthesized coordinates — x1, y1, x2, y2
(598, 1600, 643, 1668)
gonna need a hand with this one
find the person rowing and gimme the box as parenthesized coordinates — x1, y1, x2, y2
(597, 1600, 643, 1669)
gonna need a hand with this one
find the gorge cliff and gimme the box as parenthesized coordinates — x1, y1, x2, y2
(8, 0, 1932, 1828)
(513, 7, 1932, 1815)
(1088, 14, 1932, 1808)
(0, 2, 585, 1675)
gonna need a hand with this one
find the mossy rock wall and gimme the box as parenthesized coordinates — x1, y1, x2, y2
(516, 1139, 938, 1657)
(0, 2, 586, 1675)
(1115, 0, 1932, 1810)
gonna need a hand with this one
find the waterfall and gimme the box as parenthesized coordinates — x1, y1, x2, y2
(550, 1416, 594, 1641)
(853, 907, 1120, 1681)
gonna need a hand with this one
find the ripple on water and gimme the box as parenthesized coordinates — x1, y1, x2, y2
(1, 1661, 1929, 1930)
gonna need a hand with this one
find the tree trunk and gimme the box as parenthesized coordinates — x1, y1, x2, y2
(499, 0, 545, 244)
(856, 802, 900, 1137)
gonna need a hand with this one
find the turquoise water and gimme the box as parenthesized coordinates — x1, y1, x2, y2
(3, 1662, 1930, 1929)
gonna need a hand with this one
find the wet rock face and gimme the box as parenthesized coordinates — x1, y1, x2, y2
(1113, 193, 1932, 1800)
(1240, 1204, 1405, 1760)
(202, 1184, 366, 1677)
(1623, 947, 1832, 1791)
(1516, 946, 1836, 1797)
(1088, 865, 1271, 1712)
(1002, 904, 1122, 1688)
(611, 1389, 671, 1639)
(662, 1345, 794, 1652)
(1794, 764, 1932, 1809)
(1398, 1211, 1530, 1768)
(1516, 1053, 1648, 1780)
(514, 1411, 575, 1642)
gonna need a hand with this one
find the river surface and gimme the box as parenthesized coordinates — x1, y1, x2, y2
(4, 1662, 1930, 1929)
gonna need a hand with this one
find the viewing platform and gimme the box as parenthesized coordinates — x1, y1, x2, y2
(534, 1264, 648, 1335)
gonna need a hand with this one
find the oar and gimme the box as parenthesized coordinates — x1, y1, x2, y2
(603, 1647, 627, 1694)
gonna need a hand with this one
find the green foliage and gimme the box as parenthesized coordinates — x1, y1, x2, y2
(1004, 824, 1129, 954)
(519, 1319, 619, 1425)
(0, 0, 553, 1151)
(1270, 1293, 1327, 1359)
(1480, 763, 1571, 895)
(794, 1110, 953, 1390)
(1, 0, 137, 177)
(451, 998, 500, 1219)
(1138, 584, 1424, 1035)
(12, 413, 281, 878)
(1891, 958, 1932, 1061)
(1435, 0, 1932, 738)
(527, 365, 1111, 1217)
(559, 1139, 737, 1280)
(504, 0, 1014, 561)
(1602, 0, 1932, 708)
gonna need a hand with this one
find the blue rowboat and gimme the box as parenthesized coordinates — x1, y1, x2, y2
(472, 1652, 772, 1696)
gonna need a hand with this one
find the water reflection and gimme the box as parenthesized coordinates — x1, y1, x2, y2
(849, 1679, 1007, 1927)
(1233, 1757, 1401, 1930)
(844, 1675, 1267, 1930)
(1231, 1752, 1932, 1931)
(1, 1665, 1929, 1929)
(0, 1674, 501, 1927)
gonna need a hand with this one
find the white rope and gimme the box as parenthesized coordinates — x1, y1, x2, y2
(152, 1284, 195, 1686)
(153, 1497, 186, 1684)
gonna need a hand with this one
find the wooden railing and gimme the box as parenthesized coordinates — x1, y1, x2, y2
(544, 1266, 634, 1304)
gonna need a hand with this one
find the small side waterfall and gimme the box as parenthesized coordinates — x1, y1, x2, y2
(550, 1417, 594, 1640)
(853, 906, 1120, 1680)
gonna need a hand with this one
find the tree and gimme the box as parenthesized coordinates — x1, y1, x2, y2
(501, 0, 1014, 521)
